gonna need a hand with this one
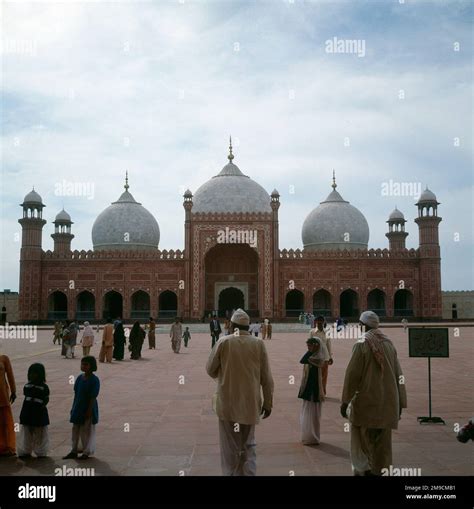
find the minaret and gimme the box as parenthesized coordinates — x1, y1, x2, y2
(386, 207, 408, 250)
(183, 188, 193, 319)
(414, 187, 442, 318)
(18, 188, 47, 321)
(51, 209, 74, 254)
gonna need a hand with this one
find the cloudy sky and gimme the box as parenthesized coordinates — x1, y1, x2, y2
(1, 0, 472, 291)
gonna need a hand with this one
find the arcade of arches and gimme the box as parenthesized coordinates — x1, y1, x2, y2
(284, 288, 414, 319)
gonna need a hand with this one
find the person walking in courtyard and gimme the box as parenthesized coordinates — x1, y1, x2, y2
(80, 321, 95, 356)
(210, 315, 222, 348)
(53, 321, 62, 345)
(99, 318, 114, 363)
(61, 321, 72, 358)
(170, 317, 182, 353)
(266, 320, 272, 339)
(341, 311, 407, 476)
(310, 316, 333, 396)
(63, 356, 100, 460)
(298, 337, 325, 445)
(113, 322, 126, 361)
(69, 321, 78, 359)
(206, 308, 274, 476)
(0, 353, 16, 456)
(148, 317, 156, 349)
(129, 321, 145, 359)
(17, 363, 50, 458)
(183, 326, 191, 348)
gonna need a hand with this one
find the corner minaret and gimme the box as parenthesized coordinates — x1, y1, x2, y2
(414, 187, 442, 319)
(51, 209, 74, 254)
(18, 188, 47, 321)
(386, 207, 408, 250)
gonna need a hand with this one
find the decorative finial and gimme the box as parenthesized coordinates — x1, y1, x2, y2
(124, 171, 129, 191)
(228, 136, 234, 162)
(332, 170, 337, 190)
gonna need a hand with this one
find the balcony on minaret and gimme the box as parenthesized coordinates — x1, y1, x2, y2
(51, 209, 74, 254)
(386, 207, 408, 250)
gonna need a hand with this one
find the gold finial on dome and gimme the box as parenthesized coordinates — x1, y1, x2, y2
(124, 171, 129, 191)
(332, 169, 337, 190)
(228, 136, 234, 162)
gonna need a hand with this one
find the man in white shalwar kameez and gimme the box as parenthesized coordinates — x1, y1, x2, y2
(206, 309, 274, 476)
(341, 311, 407, 476)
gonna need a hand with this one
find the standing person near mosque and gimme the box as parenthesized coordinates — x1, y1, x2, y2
(170, 317, 183, 353)
(63, 356, 100, 460)
(80, 321, 95, 357)
(206, 309, 274, 476)
(129, 321, 145, 360)
(0, 353, 16, 456)
(99, 318, 114, 363)
(341, 311, 407, 476)
(310, 316, 333, 395)
(53, 321, 62, 345)
(182, 327, 191, 348)
(69, 321, 78, 359)
(298, 337, 325, 445)
(210, 315, 222, 348)
(112, 322, 126, 361)
(148, 317, 156, 349)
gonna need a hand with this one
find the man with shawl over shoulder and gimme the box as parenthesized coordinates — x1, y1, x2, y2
(341, 311, 407, 476)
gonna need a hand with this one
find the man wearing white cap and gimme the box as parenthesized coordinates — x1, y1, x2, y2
(206, 308, 274, 476)
(341, 310, 407, 476)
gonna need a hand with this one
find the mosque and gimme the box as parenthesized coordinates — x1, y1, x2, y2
(18, 142, 442, 323)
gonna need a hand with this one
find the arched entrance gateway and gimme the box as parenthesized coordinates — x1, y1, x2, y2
(205, 243, 259, 317)
(103, 291, 123, 320)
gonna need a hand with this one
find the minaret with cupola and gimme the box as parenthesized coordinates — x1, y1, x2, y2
(415, 187, 442, 319)
(51, 209, 74, 254)
(386, 207, 408, 250)
(18, 188, 47, 321)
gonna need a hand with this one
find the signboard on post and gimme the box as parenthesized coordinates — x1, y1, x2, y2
(408, 327, 449, 424)
(408, 328, 449, 358)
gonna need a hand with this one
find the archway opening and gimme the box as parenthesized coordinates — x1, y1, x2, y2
(394, 289, 413, 317)
(76, 291, 95, 321)
(48, 291, 68, 320)
(159, 290, 177, 319)
(286, 289, 304, 317)
(340, 289, 359, 318)
(218, 287, 245, 316)
(131, 290, 150, 319)
(367, 289, 386, 317)
(313, 289, 331, 317)
(205, 243, 259, 318)
(103, 291, 123, 320)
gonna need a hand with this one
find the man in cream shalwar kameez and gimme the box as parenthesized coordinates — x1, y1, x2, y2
(341, 311, 407, 476)
(206, 309, 274, 476)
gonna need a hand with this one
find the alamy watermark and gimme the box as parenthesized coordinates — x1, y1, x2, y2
(0, 324, 37, 343)
(217, 227, 258, 248)
(325, 37, 366, 58)
(381, 180, 422, 200)
(54, 180, 95, 200)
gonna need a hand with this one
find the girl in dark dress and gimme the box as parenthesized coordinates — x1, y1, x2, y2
(17, 363, 50, 458)
(113, 323, 126, 360)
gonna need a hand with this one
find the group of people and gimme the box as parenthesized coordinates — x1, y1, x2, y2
(0, 354, 100, 460)
(206, 308, 407, 477)
(1, 308, 407, 478)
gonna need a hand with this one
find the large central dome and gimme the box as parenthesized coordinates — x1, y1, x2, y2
(92, 175, 160, 251)
(302, 175, 369, 250)
(192, 142, 271, 214)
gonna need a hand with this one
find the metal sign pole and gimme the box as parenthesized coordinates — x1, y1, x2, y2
(418, 356, 445, 425)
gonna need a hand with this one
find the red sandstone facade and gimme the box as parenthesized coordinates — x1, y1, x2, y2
(18, 188, 443, 323)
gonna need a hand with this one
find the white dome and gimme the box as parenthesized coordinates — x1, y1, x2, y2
(388, 207, 405, 221)
(55, 209, 72, 223)
(302, 185, 369, 250)
(192, 158, 271, 214)
(92, 185, 160, 251)
(22, 189, 43, 205)
(417, 188, 438, 203)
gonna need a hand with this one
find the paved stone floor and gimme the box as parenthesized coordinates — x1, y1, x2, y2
(0, 324, 472, 476)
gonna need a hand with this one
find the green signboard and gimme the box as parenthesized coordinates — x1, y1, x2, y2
(408, 328, 449, 358)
